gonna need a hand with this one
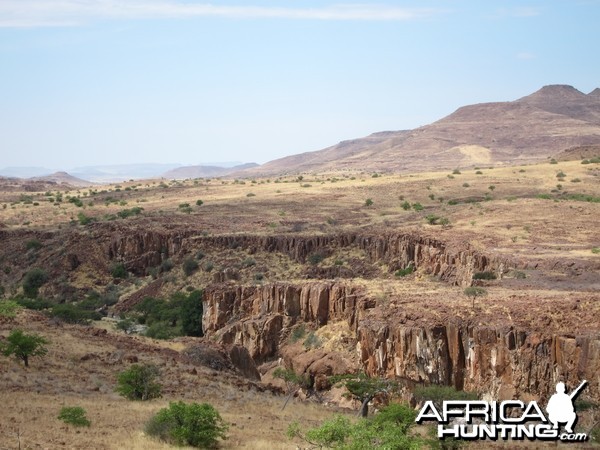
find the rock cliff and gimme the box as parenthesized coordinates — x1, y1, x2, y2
(202, 281, 600, 403)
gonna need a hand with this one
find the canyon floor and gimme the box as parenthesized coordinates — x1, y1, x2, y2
(0, 158, 599, 448)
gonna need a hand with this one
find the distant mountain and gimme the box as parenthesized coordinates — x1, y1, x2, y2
(0, 167, 54, 178)
(70, 163, 181, 182)
(240, 85, 600, 175)
(29, 171, 93, 187)
(162, 163, 259, 179)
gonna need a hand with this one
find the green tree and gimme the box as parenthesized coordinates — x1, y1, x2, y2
(180, 290, 203, 337)
(22, 268, 48, 298)
(1, 329, 49, 367)
(463, 286, 487, 308)
(145, 401, 228, 448)
(331, 373, 398, 417)
(116, 364, 162, 400)
(274, 367, 311, 410)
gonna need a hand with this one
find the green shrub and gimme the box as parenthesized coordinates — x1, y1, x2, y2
(241, 257, 256, 268)
(145, 401, 228, 448)
(395, 266, 414, 277)
(425, 214, 440, 225)
(116, 364, 162, 401)
(592, 247, 600, 254)
(462, 182, 470, 188)
(23, 268, 48, 298)
(110, 263, 128, 279)
(15, 297, 52, 311)
(25, 239, 42, 251)
(289, 324, 307, 343)
(195, 199, 203, 206)
(58, 406, 91, 427)
(77, 212, 93, 225)
(68, 197, 84, 207)
(452, 169, 461, 174)
(303, 332, 322, 349)
(145, 322, 177, 340)
(364, 198, 373, 207)
(119, 207, 143, 218)
(0, 300, 21, 318)
(50, 304, 101, 324)
(183, 258, 199, 276)
(472, 271, 496, 280)
(412, 202, 423, 211)
(307, 252, 325, 265)
(401, 201, 411, 211)
(287, 403, 422, 449)
(160, 259, 174, 273)
(556, 170, 566, 178)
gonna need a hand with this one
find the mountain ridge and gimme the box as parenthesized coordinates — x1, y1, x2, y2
(237, 84, 600, 176)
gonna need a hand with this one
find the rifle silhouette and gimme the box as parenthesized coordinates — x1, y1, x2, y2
(569, 380, 588, 400)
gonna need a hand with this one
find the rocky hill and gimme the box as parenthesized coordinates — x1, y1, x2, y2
(29, 171, 93, 187)
(241, 85, 600, 175)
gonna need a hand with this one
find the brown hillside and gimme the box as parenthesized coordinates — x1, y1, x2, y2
(240, 85, 600, 176)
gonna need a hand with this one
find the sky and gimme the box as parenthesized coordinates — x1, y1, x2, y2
(1, 0, 599, 170)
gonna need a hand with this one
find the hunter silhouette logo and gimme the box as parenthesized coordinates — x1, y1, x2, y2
(547, 381, 587, 433)
(416, 380, 589, 442)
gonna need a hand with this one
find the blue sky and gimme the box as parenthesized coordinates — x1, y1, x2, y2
(1, 0, 599, 169)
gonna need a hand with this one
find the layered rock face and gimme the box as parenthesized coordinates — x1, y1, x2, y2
(109, 231, 507, 285)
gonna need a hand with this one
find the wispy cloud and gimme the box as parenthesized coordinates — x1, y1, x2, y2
(0, 1, 443, 27)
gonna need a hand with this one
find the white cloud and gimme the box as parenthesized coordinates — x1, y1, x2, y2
(0, 1, 443, 27)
